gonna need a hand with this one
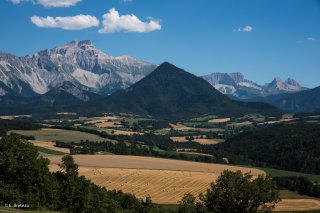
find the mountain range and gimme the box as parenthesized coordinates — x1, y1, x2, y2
(0, 40, 157, 97)
(0, 40, 318, 116)
(202, 72, 307, 99)
(249, 85, 320, 113)
(74, 62, 281, 119)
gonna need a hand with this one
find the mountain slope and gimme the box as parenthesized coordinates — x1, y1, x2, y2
(262, 86, 320, 113)
(216, 123, 320, 174)
(0, 82, 102, 115)
(0, 40, 157, 97)
(202, 73, 306, 99)
(81, 62, 281, 119)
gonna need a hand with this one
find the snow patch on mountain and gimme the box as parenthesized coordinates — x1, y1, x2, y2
(214, 84, 237, 94)
(238, 82, 262, 90)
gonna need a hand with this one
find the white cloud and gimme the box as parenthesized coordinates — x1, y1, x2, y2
(10, 0, 23, 4)
(99, 8, 161, 34)
(233, 25, 253, 33)
(10, 0, 81, 7)
(307, 37, 316, 42)
(31, 15, 99, 30)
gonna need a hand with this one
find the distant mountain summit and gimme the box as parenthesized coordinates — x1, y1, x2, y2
(202, 72, 263, 98)
(202, 73, 307, 99)
(255, 85, 320, 113)
(80, 62, 281, 119)
(0, 40, 157, 97)
(264, 77, 305, 93)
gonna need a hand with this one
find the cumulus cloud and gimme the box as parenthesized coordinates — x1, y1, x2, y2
(233, 25, 253, 33)
(31, 15, 99, 30)
(307, 37, 316, 42)
(10, 0, 81, 7)
(99, 8, 161, 34)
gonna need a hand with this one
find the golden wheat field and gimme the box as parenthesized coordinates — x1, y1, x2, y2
(48, 155, 263, 204)
(47, 155, 320, 211)
(208, 118, 231, 123)
(193, 138, 224, 145)
(170, 137, 223, 145)
(274, 199, 320, 211)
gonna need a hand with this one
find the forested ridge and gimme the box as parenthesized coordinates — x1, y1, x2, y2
(216, 123, 320, 174)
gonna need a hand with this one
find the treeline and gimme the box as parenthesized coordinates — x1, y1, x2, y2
(53, 126, 227, 163)
(54, 126, 176, 151)
(54, 125, 221, 155)
(56, 140, 223, 164)
(274, 176, 320, 198)
(0, 119, 40, 136)
(0, 135, 170, 213)
(122, 119, 170, 131)
(9, 132, 35, 140)
(215, 123, 320, 174)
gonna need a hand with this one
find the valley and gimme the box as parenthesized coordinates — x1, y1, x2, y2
(2, 109, 320, 212)
(0, 38, 319, 213)
(1, 1, 319, 212)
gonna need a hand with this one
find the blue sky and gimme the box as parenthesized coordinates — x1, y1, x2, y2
(0, 0, 319, 87)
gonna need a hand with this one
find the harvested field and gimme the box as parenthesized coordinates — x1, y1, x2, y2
(228, 121, 252, 126)
(169, 123, 194, 131)
(81, 168, 216, 204)
(171, 137, 224, 145)
(0, 115, 31, 120)
(94, 122, 122, 128)
(274, 199, 320, 211)
(48, 155, 262, 174)
(108, 129, 143, 135)
(169, 124, 222, 133)
(208, 118, 230, 123)
(193, 138, 224, 145)
(282, 114, 295, 119)
(11, 128, 106, 143)
(31, 140, 70, 154)
(48, 155, 263, 204)
(47, 155, 320, 210)
(170, 136, 188, 142)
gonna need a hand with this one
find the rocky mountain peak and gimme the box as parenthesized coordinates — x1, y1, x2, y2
(285, 78, 300, 87)
(265, 76, 304, 93)
(228, 72, 245, 83)
(273, 76, 283, 83)
(0, 40, 157, 97)
(202, 72, 307, 99)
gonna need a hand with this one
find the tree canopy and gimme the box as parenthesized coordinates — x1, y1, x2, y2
(178, 170, 280, 213)
(0, 135, 165, 212)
